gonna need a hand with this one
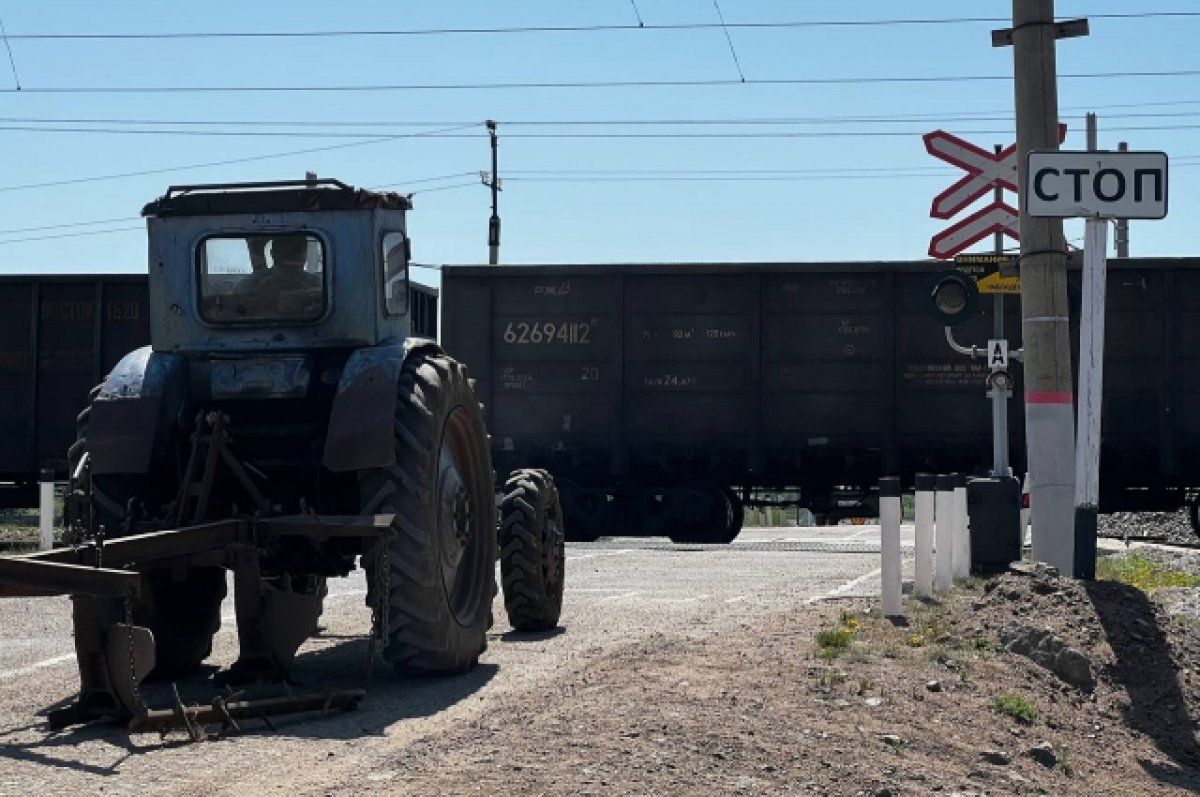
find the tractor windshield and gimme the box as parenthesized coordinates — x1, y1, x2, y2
(198, 233, 326, 323)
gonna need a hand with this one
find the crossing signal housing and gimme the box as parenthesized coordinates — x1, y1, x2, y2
(925, 269, 981, 327)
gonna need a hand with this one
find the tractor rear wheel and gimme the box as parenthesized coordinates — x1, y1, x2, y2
(67, 393, 226, 679)
(360, 352, 497, 675)
(500, 469, 565, 632)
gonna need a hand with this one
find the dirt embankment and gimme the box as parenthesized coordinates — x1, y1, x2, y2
(345, 550, 1200, 796)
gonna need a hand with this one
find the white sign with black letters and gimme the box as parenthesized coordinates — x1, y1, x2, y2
(1026, 150, 1168, 219)
(988, 339, 1008, 372)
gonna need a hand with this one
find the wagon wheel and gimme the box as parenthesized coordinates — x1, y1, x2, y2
(668, 482, 733, 545)
(1189, 493, 1200, 540)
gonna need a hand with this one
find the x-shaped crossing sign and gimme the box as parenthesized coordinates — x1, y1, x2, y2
(924, 124, 1067, 258)
(924, 124, 1067, 219)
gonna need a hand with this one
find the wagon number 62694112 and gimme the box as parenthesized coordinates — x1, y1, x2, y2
(503, 320, 592, 345)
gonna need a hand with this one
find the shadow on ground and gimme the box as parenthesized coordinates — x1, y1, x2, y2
(0, 634, 497, 776)
(1085, 579, 1200, 791)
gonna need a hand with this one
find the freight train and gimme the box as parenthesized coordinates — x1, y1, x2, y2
(440, 258, 1200, 542)
(5, 259, 1197, 542)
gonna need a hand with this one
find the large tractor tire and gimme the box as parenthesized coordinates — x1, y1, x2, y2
(360, 352, 497, 675)
(67, 391, 226, 679)
(500, 469, 566, 632)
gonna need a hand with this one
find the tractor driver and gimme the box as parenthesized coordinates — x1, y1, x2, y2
(238, 235, 322, 318)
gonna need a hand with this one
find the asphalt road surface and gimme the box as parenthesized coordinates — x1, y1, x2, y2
(0, 525, 913, 797)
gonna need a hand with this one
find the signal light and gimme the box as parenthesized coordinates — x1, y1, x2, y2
(987, 370, 1014, 392)
(924, 269, 981, 327)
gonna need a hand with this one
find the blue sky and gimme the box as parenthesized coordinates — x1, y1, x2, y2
(0, 0, 1194, 274)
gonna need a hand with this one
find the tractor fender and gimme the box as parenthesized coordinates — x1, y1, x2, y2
(322, 337, 443, 473)
(89, 346, 188, 475)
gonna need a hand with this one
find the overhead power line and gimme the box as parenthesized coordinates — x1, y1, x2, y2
(0, 172, 483, 237)
(4, 104, 1200, 130)
(0, 124, 479, 193)
(0, 17, 21, 90)
(4, 95, 1200, 129)
(0, 225, 144, 245)
(2, 12, 1197, 40)
(712, 1, 746, 83)
(1, 70, 1199, 94)
(3, 123, 1200, 139)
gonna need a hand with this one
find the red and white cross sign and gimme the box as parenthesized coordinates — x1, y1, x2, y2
(927, 201, 1018, 260)
(924, 125, 1067, 219)
(924, 124, 1067, 259)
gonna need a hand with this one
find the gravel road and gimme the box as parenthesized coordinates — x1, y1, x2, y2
(0, 526, 900, 797)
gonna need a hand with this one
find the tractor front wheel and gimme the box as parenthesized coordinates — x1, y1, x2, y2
(500, 469, 566, 632)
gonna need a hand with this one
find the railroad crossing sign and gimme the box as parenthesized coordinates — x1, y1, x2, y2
(924, 125, 1067, 259)
(924, 131, 1019, 220)
(928, 201, 1018, 260)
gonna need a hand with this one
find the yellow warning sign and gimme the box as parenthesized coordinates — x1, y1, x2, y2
(953, 254, 1020, 295)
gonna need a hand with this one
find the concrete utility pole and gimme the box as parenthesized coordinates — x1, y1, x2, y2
(1010, 0, 1076, 573)
(484, 120, 502, 265)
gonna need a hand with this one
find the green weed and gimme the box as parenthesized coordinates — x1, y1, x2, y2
(992, 694, 1038, 725)
(1097, 553, 1200, 593)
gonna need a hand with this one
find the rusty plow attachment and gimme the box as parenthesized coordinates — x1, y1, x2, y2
(0, 513, 391, 733)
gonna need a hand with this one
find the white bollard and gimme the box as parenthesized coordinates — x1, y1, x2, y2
(934, 474, 954, 592)
(953, 473, 970, 580)
(913, 473, 935, 598)
(38, 468, 55, 551)
(1019, 472, 1031, 548)
(879, 477, 903, 617)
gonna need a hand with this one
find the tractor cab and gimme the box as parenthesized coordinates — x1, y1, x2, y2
(143, 178, 415, 354)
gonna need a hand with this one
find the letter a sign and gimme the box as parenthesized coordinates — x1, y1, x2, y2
(988, 339, 1008, 371)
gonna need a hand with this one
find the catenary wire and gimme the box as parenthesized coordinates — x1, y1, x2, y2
(4, 97, 1200, 129)
(1, 70, 1199, 94)
(0, 125, 480, 193)
(0, 124, 1196, 139)
(2, 12, 1197, 40)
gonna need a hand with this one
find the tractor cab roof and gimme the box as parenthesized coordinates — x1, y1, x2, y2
(142, 178, 413, 218)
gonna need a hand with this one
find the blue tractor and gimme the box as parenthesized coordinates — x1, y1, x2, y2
(1, 179, 564, 732)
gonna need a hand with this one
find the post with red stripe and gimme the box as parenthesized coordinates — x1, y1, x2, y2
(913, 473, 935, 598)
(1024, 123, 1169, 577)
(879, 477, 902, 617)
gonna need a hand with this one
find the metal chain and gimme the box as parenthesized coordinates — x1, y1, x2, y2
(364, 532, 392, 680)
(123, 594, 149, 717)
(379, 534, 391, 655)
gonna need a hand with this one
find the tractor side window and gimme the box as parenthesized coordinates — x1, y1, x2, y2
(382, 231, 408, 316)
(198, 233, 326, 323)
